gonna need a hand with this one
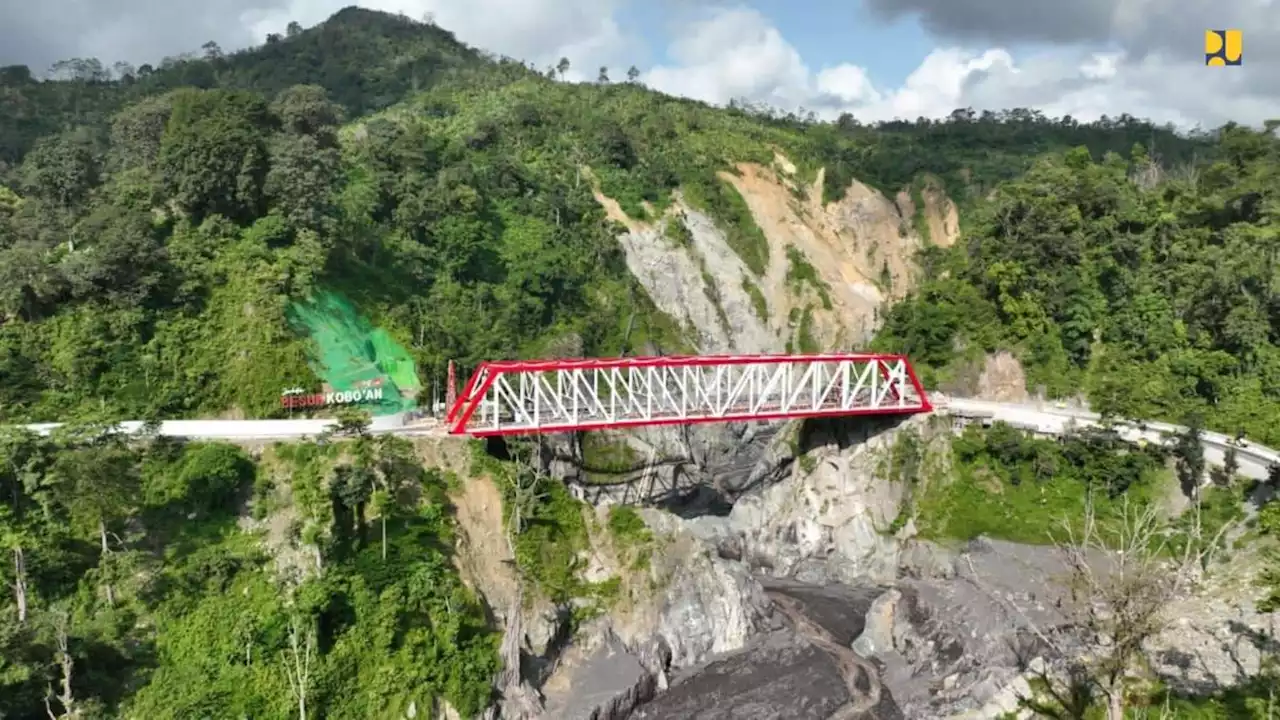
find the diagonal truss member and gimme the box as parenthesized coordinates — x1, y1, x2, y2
(446, 353, 932, 437)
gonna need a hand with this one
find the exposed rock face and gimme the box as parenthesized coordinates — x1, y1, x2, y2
(975, 351, 1030, 403)
(523, 414, 1275, 720)
(923, 185, 961, 248)
(859, 539, 1065, 719)
(616, 510, 774, 664)
(633, 578, 907, 720)
(1145, 551, 1277, 694)
(537, 510, 773, 719)
(727, 416, 947, 586)
(562, 422, 788, 510)
(590, 157, 934, 355)
(540, 634, 661, 720)
(589, 179, 774, 354)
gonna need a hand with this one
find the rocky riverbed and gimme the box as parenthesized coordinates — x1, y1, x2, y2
(512, 415, 1275, 720)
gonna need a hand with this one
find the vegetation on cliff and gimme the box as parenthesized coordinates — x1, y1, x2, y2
(1, 6, 1278, 719)
(0, 427, 498, 718)
(874, 129, 1280, 445)
(0, 8, 1210, 424)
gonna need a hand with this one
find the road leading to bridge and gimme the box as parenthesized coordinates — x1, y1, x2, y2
(19, 395, 1279, 478)
(942, 397, 1280, 480)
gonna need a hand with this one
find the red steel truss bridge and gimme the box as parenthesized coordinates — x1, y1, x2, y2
(445, 353, 932, 437)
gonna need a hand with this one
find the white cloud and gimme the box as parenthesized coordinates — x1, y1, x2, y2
(644, 8, 811, 109)
(641, 5, 1280, 129)
(0, 0, 641, 83)
(3, 0, 1278, 129)
(246, 0, 641, 81)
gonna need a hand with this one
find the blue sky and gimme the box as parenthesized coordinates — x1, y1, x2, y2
(2, 0, 1277, 128)
(617, 0, 937, 89)
(734, 0, 937, 85)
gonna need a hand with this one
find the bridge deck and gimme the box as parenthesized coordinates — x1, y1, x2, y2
(446, 353, 931, 436)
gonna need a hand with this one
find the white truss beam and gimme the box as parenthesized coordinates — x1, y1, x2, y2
(447, 354, 931, 437)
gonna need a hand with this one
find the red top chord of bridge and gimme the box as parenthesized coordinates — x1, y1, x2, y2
(444, 353, 931, 436)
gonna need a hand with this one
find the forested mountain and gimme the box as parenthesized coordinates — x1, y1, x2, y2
(0, 5, 1221, 425)
(874, 125, 1280, 444)
(1, 6, 1278, 719)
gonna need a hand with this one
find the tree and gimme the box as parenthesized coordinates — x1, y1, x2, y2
(1173, 418, 1205, 501)
(264, 86, 344, 230)
(366, 436, 420, 560)
(286, 21, 303, 38)
(0, 430, 49, 625)
(271, 85, 343, 140)
(49, 430, 140, 608)
(626, 65, 640, 83)
(1005, 498, 1233, 720)
(1212, 445, 1239, 486)
(158, 88, 274, 222)
(19, 130, 99, 227)
(333, 408, 371, 437)
(282, 614, 315, 720)
(597, 66, 609, 83)
(107, 94, 174, 172)
(556, 57, 570, 80)
(44, 604, 76, 717)
(506, 453, 549, 552)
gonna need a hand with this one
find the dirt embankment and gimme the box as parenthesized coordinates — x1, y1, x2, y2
(590, 154, 962, 354)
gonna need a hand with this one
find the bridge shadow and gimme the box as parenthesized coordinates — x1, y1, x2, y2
(552, 413, 919, 516)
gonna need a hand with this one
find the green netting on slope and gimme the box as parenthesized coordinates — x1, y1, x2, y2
(287, 292, 421, 415)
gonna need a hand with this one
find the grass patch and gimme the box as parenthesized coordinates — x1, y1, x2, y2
(910, 179, 931, 243)
(581, 433, 641, 473)
(785, 245, 833, 310)
(665, 215, 693, 248)
(699, 266, 733, 337)
(1164, 479, 1251, 559)
(607, 505, 655, 571)
(742, 275, 769, 319)
(913, 423, 1169, 545)
(795, 305, 819, 353)
(683, 174, 770, 276)
(885, 427, 925, 484)
(798, 453, 817, 475)
(470, 441, 591, 603)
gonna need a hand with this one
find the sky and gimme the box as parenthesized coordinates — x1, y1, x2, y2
(1, 0, 1279, 129)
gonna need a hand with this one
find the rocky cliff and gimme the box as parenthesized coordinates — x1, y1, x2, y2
(501, 414, 1274, 720)
(590, 154, 959, 354)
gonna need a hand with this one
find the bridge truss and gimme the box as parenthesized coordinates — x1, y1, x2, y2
(446, 354, 932, 436)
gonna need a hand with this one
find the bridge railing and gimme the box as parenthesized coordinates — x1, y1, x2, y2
(446, 353, 931, 436)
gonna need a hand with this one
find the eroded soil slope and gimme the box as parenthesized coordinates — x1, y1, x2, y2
(593, 155, 960, 354)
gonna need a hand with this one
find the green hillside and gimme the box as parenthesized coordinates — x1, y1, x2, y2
(0, 8, 1215, 425)
(0, 7, 1278, 719)
(873, 127, 1280, 444)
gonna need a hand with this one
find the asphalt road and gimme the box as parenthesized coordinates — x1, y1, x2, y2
(16, 396, 1279, 477)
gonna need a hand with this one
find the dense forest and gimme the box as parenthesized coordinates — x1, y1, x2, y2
(1, 6, 1278, 719)
(0, 7, 1217, 425)
(874, 125, 1280, 445)
(0, 424, 500, 718)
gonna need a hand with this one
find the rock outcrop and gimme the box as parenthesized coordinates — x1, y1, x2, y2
(725, 415, 949, 586)
(537, 509, 773, 719)
(590, 156, 935, 355)
(526, 412, 1277, 720)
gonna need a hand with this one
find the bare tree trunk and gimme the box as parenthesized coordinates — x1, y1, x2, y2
(381, 516, 387, 561)
(283, 616, 315, 720)
(13, 546, 27, 623)
(98, 520, 114, 607)
(969, 494, 1236, 720)
(45, 611, 75, 719)
(1105, 689, 1124, 720)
